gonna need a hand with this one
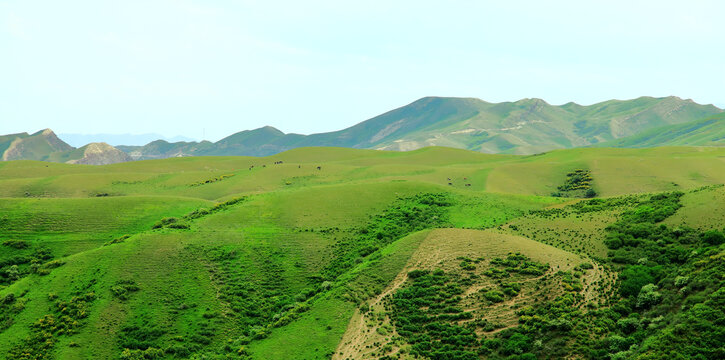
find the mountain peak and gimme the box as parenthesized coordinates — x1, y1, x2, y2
(30, 128, 56, 137)
(514, 98, 550, 106)
(254, 126, 284, 135)
(217, 126, 286, 146)
(412, 96, 489, 105)
(82, 142, 115, 151)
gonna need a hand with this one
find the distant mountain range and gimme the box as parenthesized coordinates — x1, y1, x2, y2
(1, 96, 722, 164)
(58, 133, 197, 147)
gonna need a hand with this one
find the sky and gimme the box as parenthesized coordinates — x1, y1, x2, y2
(2, 0, 724, 142)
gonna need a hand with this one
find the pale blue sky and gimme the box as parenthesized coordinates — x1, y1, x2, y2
(2, 0, 723, 141)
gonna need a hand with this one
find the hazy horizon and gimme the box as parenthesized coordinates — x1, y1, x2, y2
(3, 1, 724, 141)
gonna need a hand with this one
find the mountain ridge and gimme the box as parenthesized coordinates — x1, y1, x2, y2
(2, 96, 722, 163)
(58, 133, 197, 147)
(119, 95, 722, 159)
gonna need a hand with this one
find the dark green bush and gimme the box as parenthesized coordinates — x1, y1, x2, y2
(702, 230, 725, 245)
(2, 240, 29, 249)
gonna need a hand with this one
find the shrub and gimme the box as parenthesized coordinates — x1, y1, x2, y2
(119, 324, 164, 350)
(167, 222, 190, 230)
(483, 290, 505, 303)
(674, 276, 689, 287)
(2, 293, 15, 304)
(5, 265, 20, 281)
(202, 311, 219, 319)
(483, 268, 509, 279)
(701, 230, 725, 245)
(2, 240, 30, 249)
(111, 281, 140, 301)
(152, 217, 178, 229)
(617, 317, 641, 334)
(636, 283, 662, 308)
(190, 333, 212, 344)
(619, 265, 659, 298)
(120, 347, 164, 360)
(106, 235, 130, 246)
(459, 260, 476, 271)
(501, 283, 521, 297)
(43, 260, 65, 269)
(500, 333, 531, 355)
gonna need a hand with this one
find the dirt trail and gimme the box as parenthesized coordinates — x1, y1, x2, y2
(333, 254, 416, 359)
(333, 228, 600, 360)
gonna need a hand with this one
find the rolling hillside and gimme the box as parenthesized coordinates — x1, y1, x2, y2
(120, 96, 722, 159)
(0, 146, 724, 359)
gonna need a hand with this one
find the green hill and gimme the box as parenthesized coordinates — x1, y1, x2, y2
(121, 96, 722, 159)
(0, 146, 723, 359)
(601, 112, 725, 148)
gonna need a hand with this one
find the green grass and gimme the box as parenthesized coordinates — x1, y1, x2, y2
(0, 196, 210, 259)
(486, 146, 725, 196)
(2, 146, 725, 202)
(0, 145, 724, 359)
(664, 185, 725, 231)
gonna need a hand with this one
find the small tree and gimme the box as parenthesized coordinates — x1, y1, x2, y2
(5, 265, 19, 281)
(636, 283, 662, 308)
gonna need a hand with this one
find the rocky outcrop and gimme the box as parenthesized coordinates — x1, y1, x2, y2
(66, 142, 132, 165)
(1, 137, 25, 161)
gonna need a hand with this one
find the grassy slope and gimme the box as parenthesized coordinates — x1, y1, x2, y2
(664, 184, 725, 231)
(2, 146, 724, 200)
(485, 146, 725, 196)
(1, 146, 724, 359)
(0, 196, 211, 259)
